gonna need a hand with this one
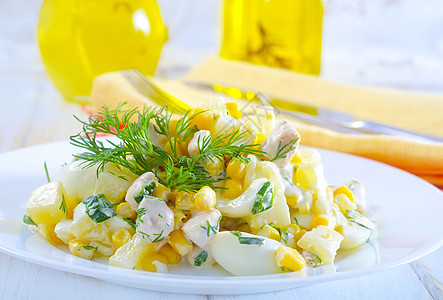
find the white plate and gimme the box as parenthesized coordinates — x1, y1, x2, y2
(0, 141, 442, 294)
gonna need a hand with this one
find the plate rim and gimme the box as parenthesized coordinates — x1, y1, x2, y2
(0, 140, 442, 293)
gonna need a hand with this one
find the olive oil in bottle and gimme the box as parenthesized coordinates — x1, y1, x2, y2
(38, 0, 168, 103)
(221, 0, 323, 75)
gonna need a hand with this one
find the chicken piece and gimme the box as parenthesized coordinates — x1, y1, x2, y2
(260, 120, 300, 167)
(136, 196, 174, 243)
(182, 209, 221, 248)
(125, 172, 157, 211)
(188, 130, 211, 157)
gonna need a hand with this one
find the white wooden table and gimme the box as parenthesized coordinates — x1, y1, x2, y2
(0, 1, 442, 299)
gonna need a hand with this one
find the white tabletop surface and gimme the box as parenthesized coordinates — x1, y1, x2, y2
(0, 0, 442, 299)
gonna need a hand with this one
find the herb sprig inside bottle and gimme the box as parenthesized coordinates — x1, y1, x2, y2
(70, 103, 266, 193)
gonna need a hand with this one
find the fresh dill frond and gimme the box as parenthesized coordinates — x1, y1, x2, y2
(70, 103, 266, 193)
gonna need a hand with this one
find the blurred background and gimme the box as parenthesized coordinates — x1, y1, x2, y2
(2, 0, 443, 89)
(1, 0, 443, 151)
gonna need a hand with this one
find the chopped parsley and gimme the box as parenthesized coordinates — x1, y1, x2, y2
(201, 216, 221, 237)
(251, 181, 274, 214)
(194, 251, 208, 266)
(23, 215, 37, 226)
(230, 230, 264, 246)
(82, 194, 116, 223)
(83, 245, 98, 252)
(134, 181, 156, 204)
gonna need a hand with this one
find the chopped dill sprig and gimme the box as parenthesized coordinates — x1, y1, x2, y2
(70, 103, 266, 193)
(43, 161, 51, 183)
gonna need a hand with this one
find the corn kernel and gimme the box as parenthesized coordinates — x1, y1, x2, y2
(141, 253, 168, 272)
(158, 243, 181, 265)
(257, 225, 280, 241)
(194, 186, 217, 211)
(167, 230, 193, 256)
(226, 102, 242, 119)
(226, 158, 246, 181)
(311, 214, 336, 229)
(334, 185, 355, 202)
(116, 202, 137, 219)
(152, 183, 169, 200)
(275, 246, 306, 271)
(189, 108, 213, 131)
(112, 228, 133, 250)
(68, 238, 95, 260)
(224, 179, 243, 199)
(285, 224, 301, 235)
(175, 191, 195, 210)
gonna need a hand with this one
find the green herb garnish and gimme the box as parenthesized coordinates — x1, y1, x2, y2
(230, 230, 265, 246)
(82, 194, 116, 223)
(43, 161, 51, 183)
(139, 230, 165, 243)
(280, 228, 289, 244)
(122, 217, 136, 229)
(135, 208, 147, 227)
(201, 216, 221, 237)
(83, 245, 98, 251)
(70, 103, 265, 193)
(23, 215, 37, 226)
(251, 181, 274, 214)
(194, 251, 209, 266)
(270, 137, 299, 162)
(59, 194, 68, 216)
(133, 181, 156, 204)
(346, 210, 375, 231)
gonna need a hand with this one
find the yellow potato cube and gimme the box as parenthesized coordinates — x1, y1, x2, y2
(109, 233, 159, 269)
(94, 163, 138, 203)
(25, 181, 67, 225)
(112, 228, 133, 251)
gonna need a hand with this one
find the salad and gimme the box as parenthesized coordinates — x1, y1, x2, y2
(23, 98, 375, 276)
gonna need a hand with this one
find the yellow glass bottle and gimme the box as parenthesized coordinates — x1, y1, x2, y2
(38, 0, 168, 103)
(220, 0, 323, 75)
